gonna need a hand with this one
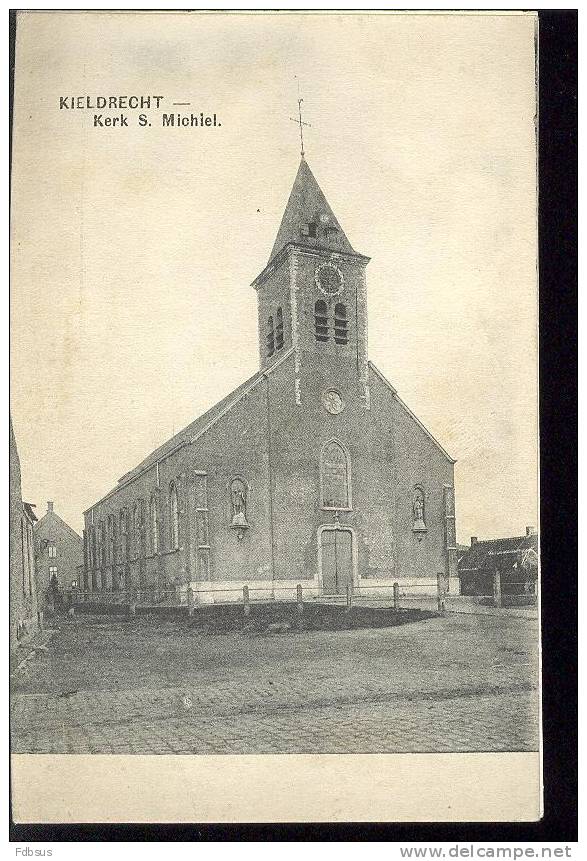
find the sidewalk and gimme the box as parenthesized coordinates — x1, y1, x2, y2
(350, 595, 538, 620)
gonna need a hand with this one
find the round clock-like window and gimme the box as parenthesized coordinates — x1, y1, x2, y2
(315, 262, 344, 297)
(322, 389, 345, 415)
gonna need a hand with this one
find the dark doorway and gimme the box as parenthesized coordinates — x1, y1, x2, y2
(320, 529, 353, 594)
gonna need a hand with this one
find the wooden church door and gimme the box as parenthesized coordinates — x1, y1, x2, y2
(321, 529, 353, 594)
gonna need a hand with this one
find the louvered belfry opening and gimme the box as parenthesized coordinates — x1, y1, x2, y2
(266, 315, 275, 357)
(334, 303, 348, 344)
(314, 300, 329, 342)
(275, 307, 284, 351)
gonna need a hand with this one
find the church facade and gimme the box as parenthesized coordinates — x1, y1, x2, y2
(82, 159, 458, 601)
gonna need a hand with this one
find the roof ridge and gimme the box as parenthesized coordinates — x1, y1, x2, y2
(470, 535, 534, 545)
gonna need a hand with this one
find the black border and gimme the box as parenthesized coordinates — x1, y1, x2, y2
(9, 7, 577, 843)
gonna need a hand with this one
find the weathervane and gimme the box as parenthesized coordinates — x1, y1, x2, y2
(290, 78, 311, 159)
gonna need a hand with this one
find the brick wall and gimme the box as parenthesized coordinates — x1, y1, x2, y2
(10, 420, 40, 650)
(34, 510, 83, 591)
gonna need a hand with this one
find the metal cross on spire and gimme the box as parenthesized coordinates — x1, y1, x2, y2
(289, 79, 311, 159)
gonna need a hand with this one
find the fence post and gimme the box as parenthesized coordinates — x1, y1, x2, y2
(128, 588, 136, 619)
(437, 572, 446, 616)
(188, 587, 195, 617)
(393, 582, 399, 611)
(346, 583, 353, 612)
(243, 585, 250, 617)
(296, 584, 304, 627)
(493, 570, 502, 608)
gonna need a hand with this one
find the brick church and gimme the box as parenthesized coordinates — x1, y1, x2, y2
(82, 158, 458, 600)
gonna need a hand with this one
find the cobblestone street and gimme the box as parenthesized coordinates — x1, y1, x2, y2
(11, 610, 539, 754)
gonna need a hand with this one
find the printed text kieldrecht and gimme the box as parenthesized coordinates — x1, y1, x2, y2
(59, 96, 221, 129)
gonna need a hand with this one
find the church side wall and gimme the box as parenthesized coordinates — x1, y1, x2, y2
(178, 378, 273, 591)
(369, 371, 457, 590)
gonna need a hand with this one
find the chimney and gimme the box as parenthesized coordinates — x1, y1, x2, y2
(471, 536, 478, 546)
(526, 526, 536, 536)
(47, 501, 54, 514)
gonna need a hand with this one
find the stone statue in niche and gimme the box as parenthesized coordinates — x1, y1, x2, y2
(230, 478, 249, 529)
(412, 487, 427, 536)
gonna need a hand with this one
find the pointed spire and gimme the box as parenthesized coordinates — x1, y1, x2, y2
(268, 159, 355, 265)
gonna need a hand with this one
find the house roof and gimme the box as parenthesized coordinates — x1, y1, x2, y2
(23, 502, 37, 523)
(34, 508, 83, 542)
(458, 534, 539, 574)
(268, 158, 356, 265)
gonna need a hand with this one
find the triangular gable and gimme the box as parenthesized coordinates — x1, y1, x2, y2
(34, 510, 82, 542)
(369, 362, 455, 464)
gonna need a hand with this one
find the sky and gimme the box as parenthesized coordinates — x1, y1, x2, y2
(10, 11, 538, 541)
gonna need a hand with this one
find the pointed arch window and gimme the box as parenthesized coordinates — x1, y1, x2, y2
(89, 525, 96, 570)
(169, 481, 179, 551)
(118, 510, 124, 560)
(21, 520, 27, 596)
(275, 307, 284, 351)
(132, 503, 140, 559)
(194, 473, 211, 580)
(107, 514, 115, 565)
(266, 316, 275, 357)
(138, 499, 145, 558)
(150, 493, 159, 555)
(334, 303, 348, 345)
(119, 509, 128, 561)
(314, 300, 329, 342)
(320, 440, 351, 510)
(98, 520, 106, 567)
(90, 529, 98, 588)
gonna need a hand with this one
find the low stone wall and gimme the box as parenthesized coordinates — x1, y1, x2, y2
(72, 602, 128, 616)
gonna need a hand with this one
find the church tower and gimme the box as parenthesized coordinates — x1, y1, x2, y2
(252, 158, 371, 409)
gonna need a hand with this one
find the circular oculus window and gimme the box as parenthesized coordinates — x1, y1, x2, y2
(322, 390, 345, 415)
